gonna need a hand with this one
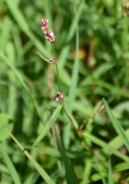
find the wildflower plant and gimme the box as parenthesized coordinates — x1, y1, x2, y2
(1, 1, 129, 183)
(39, 19, 105, 133)
(40, 19, 82, 134)
(41, 19, 63, 102)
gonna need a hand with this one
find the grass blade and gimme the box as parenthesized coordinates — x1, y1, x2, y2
(94, 157, 106, 184)
(0, 52, 42, 122)
(6, 0, 29, 33)
(83, 131, 129, 162)
(0, 143, 21, 184)
(5, 129, 56, 184)
(6, 0, 50, 56)
(68, 10, 79, 112)
(54, 126, 79, 184)
(103, 98, 129, 152)
(114, 162, 129, 172)
(32, 105, 62, 147)
(108, 129, 129, 150)
(0, 52, 29, 92)
(108, 156, 114, 184)
(58, 0, 85, 68)
(36, 51, 50, 63)
(0, 114, 13, 141)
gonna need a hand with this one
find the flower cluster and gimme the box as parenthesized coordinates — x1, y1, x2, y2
(41, 19, 55, 43)
(54, 92, 63, 102)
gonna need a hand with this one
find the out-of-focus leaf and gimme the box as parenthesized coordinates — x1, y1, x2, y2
(0, 114, 13, 141)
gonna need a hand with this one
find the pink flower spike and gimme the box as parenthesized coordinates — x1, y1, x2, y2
(41, 19, 55, 43)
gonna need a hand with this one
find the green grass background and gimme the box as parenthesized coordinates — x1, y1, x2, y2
(0, 0, 129, 183)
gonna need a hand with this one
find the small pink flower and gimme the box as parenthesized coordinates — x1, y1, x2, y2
(41, 19, 55, 43)
(54, 92, 63, 102)
(41, 19, 49, 27)
(50, 58, 56, 64)
(47, 30, 54, 37)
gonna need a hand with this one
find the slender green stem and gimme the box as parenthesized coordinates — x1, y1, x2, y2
(51, 44, 78, 132)
(63, 105, 77, 130)
(51, 43, 56, 58)
(55, 63, 61, 92)
(51, 43, 61, 92)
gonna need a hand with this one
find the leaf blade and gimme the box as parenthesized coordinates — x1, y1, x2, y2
(0, 143, 21, 184)
(32, 105, 62, 147)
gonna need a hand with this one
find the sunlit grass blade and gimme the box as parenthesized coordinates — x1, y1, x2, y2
(36, 51, 50, 63)
(103, 98, 129, 152)
(6, 0, 50, 55)
(80, 63, 115, 86)
(81, 159, 92, 184)
(0, 113, 13, 141)
(0, 52, 42, 122)
(63, 102, 78, 129)
(5, 129, 56, 184)
(96, 80, 127, 97)
(83, 131, 129, 162)
(32, 105, 62, 147)
(0, 52, 29, 92)
(66, 0, 85, 42)
(54, 126, 79, 184)
(94, 157, 106, 184)
(33, 146, 89, 158)
(0, 16, 12, 52)
(58, 0, 85, 68)
(108, 156, 114, 184)
(108, 129, 129, 150)
(68, 11, 79, 112)
(114, 162, 129, 172)
(6, 0, 29, 33)
(0, 143, 21, 184)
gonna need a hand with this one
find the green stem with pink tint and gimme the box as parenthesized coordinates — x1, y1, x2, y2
(51, 44, 78, 131)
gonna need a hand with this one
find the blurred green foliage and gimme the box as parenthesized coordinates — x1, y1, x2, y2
(0, 0, 129, 183)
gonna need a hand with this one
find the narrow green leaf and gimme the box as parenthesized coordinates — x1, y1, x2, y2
(5, 129, 56, 184)
(58, 0, 85, 68)
(108, 129, 129, 150)
(6, 0, 51, 56)
(24, 151, 55, 184)
(0, 52, 42, 122)
(83, 131, 129, 162)
(81, 159, 92, 184)
(6, 0, 29, 34)
(68, 11, 79, 112)
(36, 51, 50, 63)
(32, 105, 62, 147)
(80, 63, 115, 86)
(0, 143, 21, 184)
(94, 157, 106, 184)
(114, 162, 129, 172)
(0, 16, 12, 51)
(0, 114, 13, 141)
(103, 98, 129, 152)
(108, 156, 114, 184)
(32, 146, 88, 158)
(0, 52, 29, 93)
(54, 126, 79, 184)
